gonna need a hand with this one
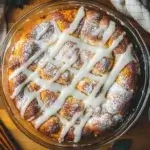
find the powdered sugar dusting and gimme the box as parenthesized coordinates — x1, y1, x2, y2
(8, 6, 137, 143)
(88, 113, 113, 131)
(102, 83, 133, 114)
(31, 22, 54, 40)
(43, 63, 58, 78)
(22, 40, 40, 63)
(107, 83, 133, 102)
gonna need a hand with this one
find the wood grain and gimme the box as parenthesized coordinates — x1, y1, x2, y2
(0, 0, 150, 149)
(0, 119, 21, 150)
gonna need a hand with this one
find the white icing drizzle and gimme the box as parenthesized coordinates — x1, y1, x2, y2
(36, 22, 51, 40)
(72, 44, 133, 142)
(9, 47, 47, 80)
(84, 75, 108, 107)
(65, 6, 85, 34)
(34, 7, 119, 129)
(109, 32, 126, 51)
(35, 30, 127, 136)
(102, 21, 116, 44)
(18, 69, 87, 116)
(57, 114, 69, 125)
(20, 87, 38, 117)
(102, 44, 133, 94)
(74, 111, 92, 143)
(59, 112, 83, 142)
(69, 68, 102, 81)
(9, 6, 135, 143)
(11, 70, 37, 99)
(33, 42, 110, 128)
(90, 44, 133, 108)
(9, 21, 60, 81)
(91, 26, 106, 37)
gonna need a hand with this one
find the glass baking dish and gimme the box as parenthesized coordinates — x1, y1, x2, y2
(0, 0, 150, 149)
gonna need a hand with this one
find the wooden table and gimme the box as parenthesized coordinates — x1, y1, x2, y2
(0, 0, 150, 149)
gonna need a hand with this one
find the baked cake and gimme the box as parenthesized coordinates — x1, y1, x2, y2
(8, 6, 138, 143)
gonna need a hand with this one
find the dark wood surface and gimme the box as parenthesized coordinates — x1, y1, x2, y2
(0, 0, 150, 149)
(0, 119, 21, 150)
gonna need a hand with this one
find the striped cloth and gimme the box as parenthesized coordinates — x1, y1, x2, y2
(110, 0, 150, 33)
(0, 0, 7, 47)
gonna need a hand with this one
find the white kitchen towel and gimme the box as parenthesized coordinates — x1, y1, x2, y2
(110, 0, 150, 33)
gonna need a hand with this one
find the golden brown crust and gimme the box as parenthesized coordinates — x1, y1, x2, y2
(92, 57, 114, 75)
(59, 97, 84, 119)
(7, 7, 138, 143)
(24, 99, 40, 120)
(116, 61, 137, 90)
(40, 90, 59, 105)
(77, 78, 97, 95)
(39, 117, 61, 137)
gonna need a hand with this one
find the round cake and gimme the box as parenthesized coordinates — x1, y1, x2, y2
(8, 6, 138, 143)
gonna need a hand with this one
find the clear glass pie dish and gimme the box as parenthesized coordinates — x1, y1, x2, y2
(0, 0, 150, 149)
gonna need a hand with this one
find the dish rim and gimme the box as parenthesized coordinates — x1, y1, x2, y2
(0, 0, 150, 149)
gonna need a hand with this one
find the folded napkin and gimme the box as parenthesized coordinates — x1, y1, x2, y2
(110, 0, 150, 33)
